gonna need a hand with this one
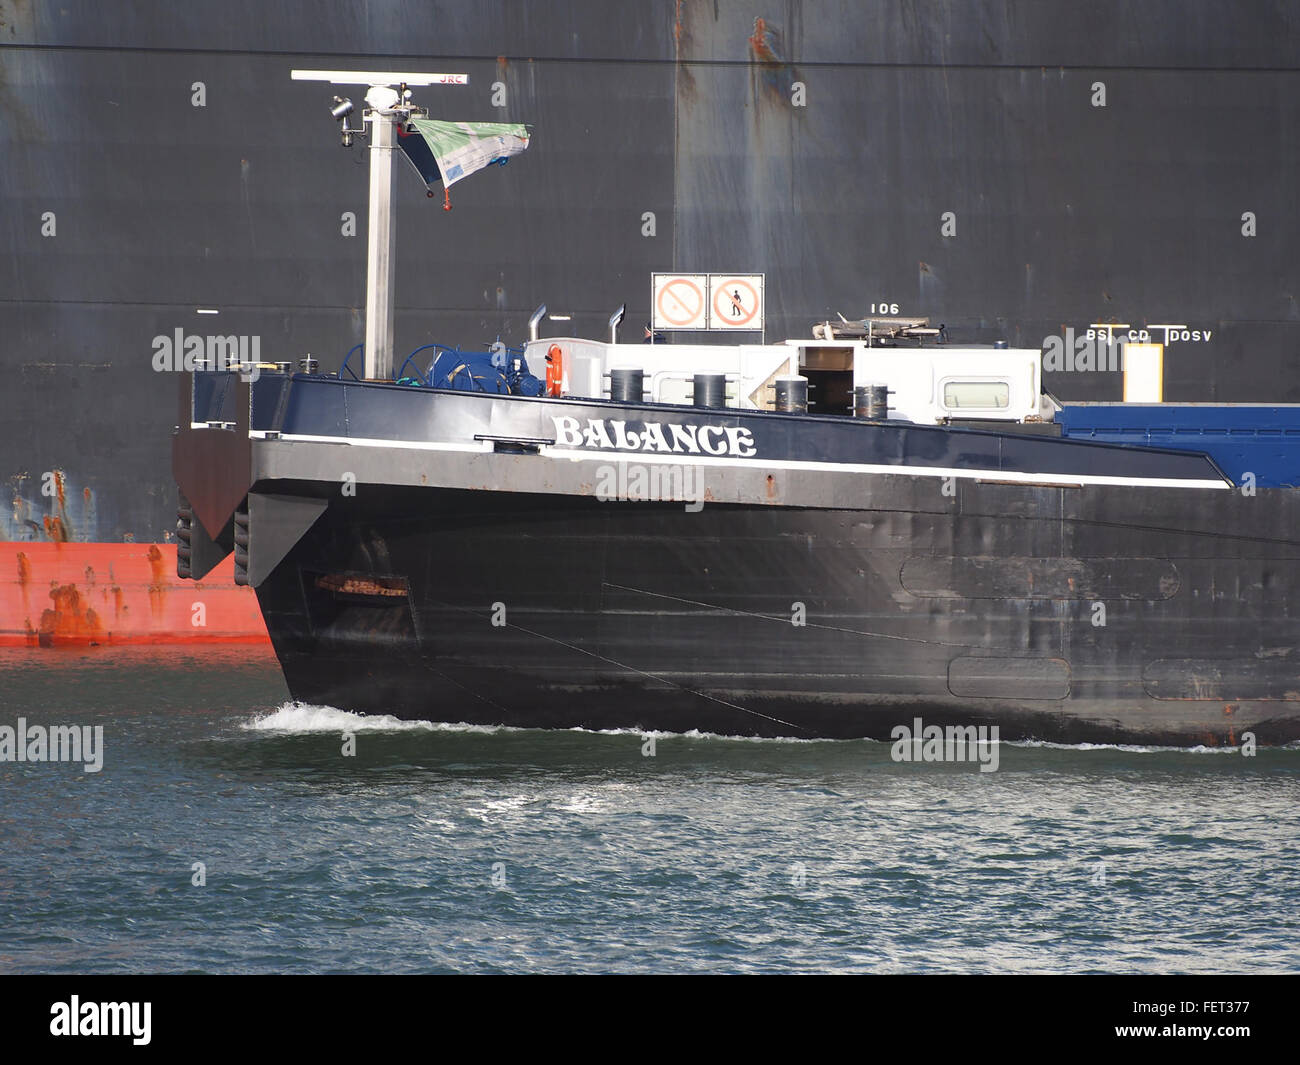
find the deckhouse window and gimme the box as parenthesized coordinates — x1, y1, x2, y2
(942, 380, 1010, 409)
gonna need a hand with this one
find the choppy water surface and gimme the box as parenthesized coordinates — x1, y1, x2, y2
(1, 646, 1297, 973)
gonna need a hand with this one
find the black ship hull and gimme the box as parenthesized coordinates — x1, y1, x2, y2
(251, 475, 1300, 746)
(167, 362, 1300, 746)
(5, 3, 1300, 549)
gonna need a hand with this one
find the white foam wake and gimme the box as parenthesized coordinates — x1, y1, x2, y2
(241, 702, 502, 734)
(239, 707, 1300, 750)
(1012, 739, 1255, 755)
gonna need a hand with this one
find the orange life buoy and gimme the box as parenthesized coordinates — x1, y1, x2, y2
(545, 344, 564, 397)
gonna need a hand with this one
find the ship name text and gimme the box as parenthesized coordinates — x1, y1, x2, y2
(551, 416, 757, 457)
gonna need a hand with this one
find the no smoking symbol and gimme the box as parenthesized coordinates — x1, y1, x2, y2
(657, 278, 705, 328)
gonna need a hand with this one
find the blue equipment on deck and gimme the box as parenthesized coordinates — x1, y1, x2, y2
(1059, 404, 1300, 487)
(428, 341, 544, 397)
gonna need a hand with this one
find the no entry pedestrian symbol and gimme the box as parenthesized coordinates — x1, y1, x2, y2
(652, 274, 709, 330)
(709, 275, 763, 330)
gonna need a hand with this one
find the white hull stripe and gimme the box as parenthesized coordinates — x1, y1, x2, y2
(254, 431, 1229, 490)
(542, 447, 1230, 490)
(255, 431, 493, 454)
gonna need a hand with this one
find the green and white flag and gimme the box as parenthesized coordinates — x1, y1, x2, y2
(407, 119, 531, 188)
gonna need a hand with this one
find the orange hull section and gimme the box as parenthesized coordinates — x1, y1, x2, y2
(2, 542, 268, 646)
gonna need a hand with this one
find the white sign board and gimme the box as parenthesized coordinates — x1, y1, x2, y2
(652, 273, 766, 331)
(652, 274, 709, 330)
(708, 274, 764, 331)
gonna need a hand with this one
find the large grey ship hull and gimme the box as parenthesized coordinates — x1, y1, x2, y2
(4, 1, 1299, 543)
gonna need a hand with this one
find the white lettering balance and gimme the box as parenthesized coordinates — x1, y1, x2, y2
(50, 996, 151, 1045)
(553, 416, 757, 458)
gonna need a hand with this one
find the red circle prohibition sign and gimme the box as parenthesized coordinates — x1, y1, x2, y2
(657, 278, 705, 327)
(713, 278, 760, 326)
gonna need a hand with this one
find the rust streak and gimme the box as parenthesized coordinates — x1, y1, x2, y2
(38, 583, 105, 645)
(674, 0, 695, 96)
(316, 574, 408, 597)
(147, 543, 167, 618)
